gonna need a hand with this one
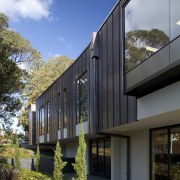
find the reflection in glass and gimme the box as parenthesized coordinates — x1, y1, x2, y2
(170, 0, 180, 40)
(105, 139, 111, 178)
(98, 139, 105, 176)
(76, 72, 88, 123)
(151, 129, 168, 180)
(39, 106, 45, 135)
(63, 89, 67, 128)
(47, 102, 50, 133)
(90, 138, 111, 178)
(91, 140, 97, 174)
(125, 0, 169, 72)
(170, 127, 180, 180)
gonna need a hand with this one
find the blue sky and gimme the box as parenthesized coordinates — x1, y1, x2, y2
(0, 0, 116, 61)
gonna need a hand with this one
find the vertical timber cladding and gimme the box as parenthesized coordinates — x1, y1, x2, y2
(96, 1, 136, 131)
(36, 92, 45, 144)
(35, 44, 91, 142)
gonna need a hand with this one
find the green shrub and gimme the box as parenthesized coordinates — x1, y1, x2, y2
(18, 168, 52, 180)
(72, 123, 87, 180)
(35, 144, 40, 172)
(53, 141, 67, 180)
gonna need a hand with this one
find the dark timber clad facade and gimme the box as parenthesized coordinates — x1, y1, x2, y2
(29, 0, 180, 179)
(36, 0, 137, 144)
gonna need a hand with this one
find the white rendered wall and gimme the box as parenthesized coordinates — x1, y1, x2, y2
(63, 140, 90, 175)
(137, 81, 180, 120)
(76, 121, 89, 136)
(63, 128, 67, 138)
(111, 137, 127, 180)
(129, 130, 149, 180)
(39, 135, 44, 143)
(58, 130, 61, 139)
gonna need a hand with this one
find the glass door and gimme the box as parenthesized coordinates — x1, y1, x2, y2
(151, 128, 169, 180)
(170, 127, 180, 180)
(90, 138, 111, 178)
(151, 125, 180, 180)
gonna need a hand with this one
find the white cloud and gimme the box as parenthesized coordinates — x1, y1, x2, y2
(0, 0, 53, 21)
(125, 0, 169, 35)
(58, 36, 66, 43)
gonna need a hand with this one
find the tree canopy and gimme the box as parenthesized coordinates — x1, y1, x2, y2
(125, 29, 169, 71)
(0, 13, 41, 130)
(19, 55, 73, 130)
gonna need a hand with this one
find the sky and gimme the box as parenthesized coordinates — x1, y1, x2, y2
(0, 0, 117, 61)
(0, 0, 117, 133)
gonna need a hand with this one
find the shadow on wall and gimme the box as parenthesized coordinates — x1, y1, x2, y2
(39, 157, 75, 175)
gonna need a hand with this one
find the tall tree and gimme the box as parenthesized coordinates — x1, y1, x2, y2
(73, 123, 87, 180)
(0, 13, 40, 130)
(53, 141, 67, 180)
(19, 56, 73, 130)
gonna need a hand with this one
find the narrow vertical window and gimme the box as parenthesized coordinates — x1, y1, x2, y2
(39, 106, 44, 135)
(58, 93, 61, 129)
(63, 89, 67, 128)
(47, 102, 50, 133)
(76, 72, 88, 123)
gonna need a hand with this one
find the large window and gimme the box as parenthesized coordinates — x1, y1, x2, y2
(63, 89, 67, 128)
(58, 93, 61, 130)
(39, 106, 44, 135)
(90, 138, 111, 178)
(47, 102, 50, 133)
(124, 0, 180, 72)
(151, 126, 180, 180)
(76, 72, 88, 123)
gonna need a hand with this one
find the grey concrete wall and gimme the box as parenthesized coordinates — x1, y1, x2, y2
(111, 137, 127, 180)
(129, 130, 149, 180)
(137, 81, 180, 120)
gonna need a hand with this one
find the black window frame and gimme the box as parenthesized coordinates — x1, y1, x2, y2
(47, 102, 50, 133)
(76, 71, 88, 124)
(58, 93, 61, 130)
(90, 138, 111, 179)
(39, 106, 45, 136)
(150, 124, 180, 180)
(63, 88, 67, 128)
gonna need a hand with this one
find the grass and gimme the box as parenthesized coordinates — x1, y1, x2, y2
(0, 145, 34, 159)
(17, 168, 52, 180)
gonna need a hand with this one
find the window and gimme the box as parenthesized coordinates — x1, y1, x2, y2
(76, 72, 88, 123)
(151, 126, 180, 180)
(39, 106, 44, 135)
(58, 93, 61, 129)
(90, 138, 111, 178)
(63, 89, 67, 128)
(124, 0, 169, 72)
(170, 0, 180, 40)
(47, 102, 50, 133)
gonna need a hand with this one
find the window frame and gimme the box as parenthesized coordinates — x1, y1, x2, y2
(39, 106, 45, 136)
(47, 102, 50, 133)
(63, 88, 68, 129)
(76, 71, 88, 124)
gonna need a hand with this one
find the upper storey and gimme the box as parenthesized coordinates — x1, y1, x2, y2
(124, 0, 180, 97)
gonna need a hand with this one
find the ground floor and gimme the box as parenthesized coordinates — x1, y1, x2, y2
(60, 124, 180, 180)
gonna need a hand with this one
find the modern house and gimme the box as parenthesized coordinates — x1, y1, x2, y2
(28, 0, 180, 179)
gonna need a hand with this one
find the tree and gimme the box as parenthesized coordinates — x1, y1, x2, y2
(19, 56, 73, 130)
(35, 144, 40, 172)
(53, 141, 67, 180)
(72, 123, 87, 180)
(14, 136, 20, 169)
(125, 29, 169, 71)
(0, 13, 41, 130)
